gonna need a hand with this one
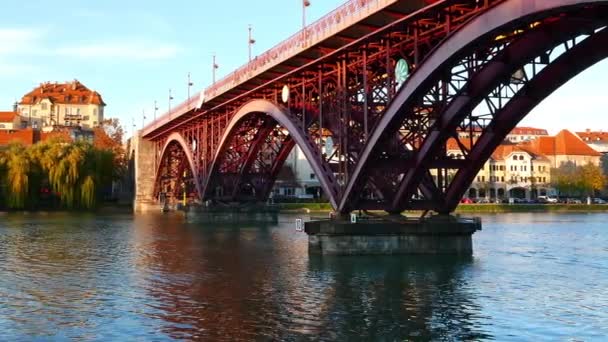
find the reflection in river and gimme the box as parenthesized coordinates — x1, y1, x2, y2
(0, 212, 606, 340)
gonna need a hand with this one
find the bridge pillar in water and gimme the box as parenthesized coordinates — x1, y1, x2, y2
(305, 215, 481, 255)
(132, 132, 158, 212)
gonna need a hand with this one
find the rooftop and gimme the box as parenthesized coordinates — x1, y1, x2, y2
(523, 129, 602, 157)
(19, 80, 105, 107)
(0, 111, 19, 123)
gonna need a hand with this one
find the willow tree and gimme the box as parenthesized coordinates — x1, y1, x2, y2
(4, 143, 33, 208)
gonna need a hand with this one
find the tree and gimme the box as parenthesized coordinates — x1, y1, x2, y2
(94, 118, 126, 179)
(551, 161, 605, 197)
(0, 139, 117, 210)
(579, 162, 605, 196)
(551, 161, 580, 196)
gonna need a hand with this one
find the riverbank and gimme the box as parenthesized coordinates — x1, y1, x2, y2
(276, 203, 608, 214)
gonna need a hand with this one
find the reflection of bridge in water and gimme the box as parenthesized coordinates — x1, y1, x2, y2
(133, 214, 486, 340)
(133, 0, 608, 216)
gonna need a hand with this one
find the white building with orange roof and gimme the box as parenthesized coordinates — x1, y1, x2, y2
(576, 129, 608, 154)
(457, 126, 548, 143)
(447, 139, 553, 201)
(0, 111, 23, 131)
(521, 129, 602, 168)
(17, 80, 106, 129)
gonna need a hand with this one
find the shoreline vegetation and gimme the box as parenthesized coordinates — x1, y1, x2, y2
(2, 203, 608, 215)
(275, 203, 608, 214)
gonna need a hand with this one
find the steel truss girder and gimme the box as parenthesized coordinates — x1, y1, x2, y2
(340, 0, 608, 214)
(442, 26, 608, 212)
(203, 100, 340, 208)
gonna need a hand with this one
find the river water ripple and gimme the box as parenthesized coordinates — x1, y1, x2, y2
(0, 212, 606, 340)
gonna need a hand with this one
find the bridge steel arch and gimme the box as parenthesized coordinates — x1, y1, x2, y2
(202, 99, 340, 209)
(154, 132, 202, 201)
(340, 0, 608, 214)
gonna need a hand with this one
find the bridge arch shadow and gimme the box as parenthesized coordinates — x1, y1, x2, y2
(340, 0, 608, 214)
(203, 100, 340, 208)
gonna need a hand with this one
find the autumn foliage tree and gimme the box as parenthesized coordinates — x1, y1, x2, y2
(551, 161, 605, 197)
(93, 118, 126, 179)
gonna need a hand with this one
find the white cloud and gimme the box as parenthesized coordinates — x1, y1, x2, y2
(55, 42, 179, 60)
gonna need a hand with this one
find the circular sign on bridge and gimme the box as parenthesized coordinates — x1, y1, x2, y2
(395, 58, 410, 89)
(281, 85, 290, 103)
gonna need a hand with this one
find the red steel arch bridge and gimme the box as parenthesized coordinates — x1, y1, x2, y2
(138, 0, 608, 215)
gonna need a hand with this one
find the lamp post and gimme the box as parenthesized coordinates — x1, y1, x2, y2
(212, 54, 219, 85)
(302, 1, 311, 47)
(168, 89, 174, 119)
(187, 72, 193, 102)
(302, 0, 310, 29)
(153, 100, 158, 121)
(248, 25, 256, 62)
(142, 109, 146, 129)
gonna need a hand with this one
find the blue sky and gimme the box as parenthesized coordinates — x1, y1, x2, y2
(0, 0, 606, 137)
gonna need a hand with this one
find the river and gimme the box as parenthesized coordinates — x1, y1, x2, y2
(0, 212, 606, 340)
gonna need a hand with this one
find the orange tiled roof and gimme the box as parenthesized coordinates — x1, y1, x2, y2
(446, 137, 550, 161)
(0, 111, 18, 123)
(523, 129, 601, 157)
(19, 80, 106, 106)
(457, 126, 547, 135)
(0, 128, 35, 146)
(576, 130, 608, 143)
(510, 127, 548, 136)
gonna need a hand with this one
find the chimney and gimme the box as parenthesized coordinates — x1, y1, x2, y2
(13, 102, 18, 112)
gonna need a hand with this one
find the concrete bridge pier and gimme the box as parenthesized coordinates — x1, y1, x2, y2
(305, 215, 481, 255)
(132, 132, 159, 213)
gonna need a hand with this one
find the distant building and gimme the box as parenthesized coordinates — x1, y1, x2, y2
(0, 111, 22, 131)
(576, 129, 608, 154)
(457, 126, 548, 143)
(521, 129, 602, 168)
(18, 80, 105, 129)
(448, 140, 552, 200)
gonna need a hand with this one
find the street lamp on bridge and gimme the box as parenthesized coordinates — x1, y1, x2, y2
(153, 100, 158, 121)
(248, 25, 256, 62)
(212, 54, 219, 85)
(302, 1, 311, 47)
(168, 89, 174, 117)
(187, 72, 194, 102)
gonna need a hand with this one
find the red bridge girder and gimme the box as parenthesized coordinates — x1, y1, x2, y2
(148, 0, 608, 214)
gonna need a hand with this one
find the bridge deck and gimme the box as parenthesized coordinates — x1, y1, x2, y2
(142, 0, 436, 138)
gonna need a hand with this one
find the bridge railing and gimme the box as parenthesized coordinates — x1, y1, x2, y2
(144, 0, 398, 134)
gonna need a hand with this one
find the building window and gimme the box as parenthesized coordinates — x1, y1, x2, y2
(310, 173, 315, 180)
(93, 108, 98, 116)
(41, 103, 48, 110)
(77, 108, 81, 115)
(501, 176, 505, 182)
(513, 155, 518, 161)
(83, 115, 90, 121)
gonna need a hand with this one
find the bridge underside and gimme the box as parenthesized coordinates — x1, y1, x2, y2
(145, 0, 608, 214)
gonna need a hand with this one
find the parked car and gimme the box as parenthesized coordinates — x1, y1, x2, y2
(593, 198, 607, 204)
(476, 198, 491, 204)
(537, 196, 558, 204)
(460, 197, 473, 204)
(566, 198, 582, 204)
